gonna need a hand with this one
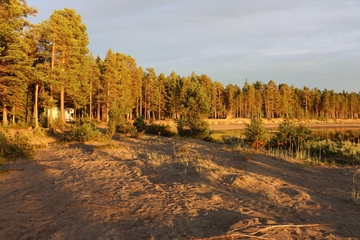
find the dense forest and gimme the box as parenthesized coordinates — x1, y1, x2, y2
(1, 1, 360, 128)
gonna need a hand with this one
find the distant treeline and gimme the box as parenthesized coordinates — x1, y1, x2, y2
(1, 1, 359, 127)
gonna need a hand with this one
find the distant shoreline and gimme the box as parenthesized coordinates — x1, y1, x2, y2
(209, 122, 360, 131)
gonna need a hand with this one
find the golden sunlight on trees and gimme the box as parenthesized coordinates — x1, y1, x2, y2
(1, 1, 360, 128)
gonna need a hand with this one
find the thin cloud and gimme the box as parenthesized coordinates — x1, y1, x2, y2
(28, 0, 360, 92)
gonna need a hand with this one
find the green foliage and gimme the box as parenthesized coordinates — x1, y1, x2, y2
(270, 118, 314, 151)
(177, 80, 211, 139)
(268, 126, 360, 165)
(107, 101, 134, 135)
(177, 117, 211, 139)
(133, 116, 147, 132)
(0, 129, 30, 163)
(133, 117, 175, 137)
(329, 130, 360, 145)
(0, 0, 37, 125)
(146, 123, 175, 137)
(306, 140, 360, 165)
(115, 121, 137, 134)
(64, 120, 102, 142)
(244, 117, 268, 149)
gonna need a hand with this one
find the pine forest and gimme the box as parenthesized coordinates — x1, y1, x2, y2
(1, 1, 360, 128)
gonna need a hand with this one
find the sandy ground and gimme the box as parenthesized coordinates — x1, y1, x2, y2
(1, 135, 360, 240)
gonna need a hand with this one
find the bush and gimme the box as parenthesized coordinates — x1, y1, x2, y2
(115, 121, 137, 134)
(329, 130, 360, 145)
(64, 120, 102, 142)
(177, 117, 211, 139)
(133, 117, 147, 132)
(146, 123, 175, 137)
(244, 117, 268, 149)
(307, 140, 360, 165)
(0, 130, 29, 163)
(269, 118, 314, 152)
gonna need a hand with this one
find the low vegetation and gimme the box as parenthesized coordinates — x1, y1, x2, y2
(0, 127, 48, 165)
(134, 117, 175, 137)
(214, 118, 360, 166)
(64, 119, 103, 142)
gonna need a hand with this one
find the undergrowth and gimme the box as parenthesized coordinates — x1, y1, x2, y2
(352, 169, 360, 204)
(133, 117, 175, 137)
(64, 120, 103, 142)
(0, 128, 38, 164)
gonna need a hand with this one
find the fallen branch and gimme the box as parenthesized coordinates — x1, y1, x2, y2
(189, 234, 268, 240)
(249, 223, 327, 235)
(190, 223, 328, 240)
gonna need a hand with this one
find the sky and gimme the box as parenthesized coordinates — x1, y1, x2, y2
(27, 0, 360, 93)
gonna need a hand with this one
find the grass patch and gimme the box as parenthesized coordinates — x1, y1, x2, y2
(352, 169, 360, 204)
(93, 143, 123, 151)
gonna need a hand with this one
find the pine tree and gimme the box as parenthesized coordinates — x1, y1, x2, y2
(157, 73, 166, 120)
(263, 80, 278, 119)
(102, 49, 118, 123)
(41, 8, 89, 124)
(244, 117, 268, 150)
(142, 67, 157, 120)
(213, 81, 225, 118)
(88, 54, 101, 121)
(224, 84, 235, 118)
(242, 79, 256, 118)
(177, 80, 211, 138)
(302, 86, 311, 119)
(95, 56, 105, 121)
(320, 89, 331, 118)
(165, 71, 181, 119)
(0, 0, 37, 125)
(233, 84, 243, 118)
(278, 83, 291, 118)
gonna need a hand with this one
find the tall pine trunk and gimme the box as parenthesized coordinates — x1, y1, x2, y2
(106, 87, 110, 124)
(2, 104, 8, 126)
(97, 98, 100, 122)
(12, 107, 15, 124)
(60, 86, 65, 124)
(33, 83, 39, 128)
(89, 79, 92, 121)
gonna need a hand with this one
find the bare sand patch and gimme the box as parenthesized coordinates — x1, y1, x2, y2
(1, 135, 359, 239)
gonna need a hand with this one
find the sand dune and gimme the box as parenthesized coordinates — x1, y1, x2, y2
(1, 135, 359, 239)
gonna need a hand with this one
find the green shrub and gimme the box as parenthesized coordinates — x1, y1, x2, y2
(64, 120, 102, 142)
(307, 140, 360, 165)
(244, 117, 268, 149)
(133, 116, 147, 132)
(269, 118, 314, 152)
(177, 117, 211, 139)
(329, 130, 360, 145)
(146, 123, 175, 137)
(115, 121, 137, 134)
(0, 130, 29, 163)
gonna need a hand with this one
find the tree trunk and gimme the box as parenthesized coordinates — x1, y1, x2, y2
(12, 106, 15, 124)
(50, 42, 55, 128)
(60, 86, 65, 124)
(48, 88, 53, 128)
(158, 95, 161, 121)
(97, 98, 101, 122)
(106, 88, 110, 124)
(2, 104, 8, 126)
(34, 83, 39, 128)
(89, 81, 92, 121)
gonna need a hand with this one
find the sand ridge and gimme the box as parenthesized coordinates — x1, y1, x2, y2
(0, 135, 360, 239)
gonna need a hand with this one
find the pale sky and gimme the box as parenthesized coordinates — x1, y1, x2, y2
(28, 0, 360, 92)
